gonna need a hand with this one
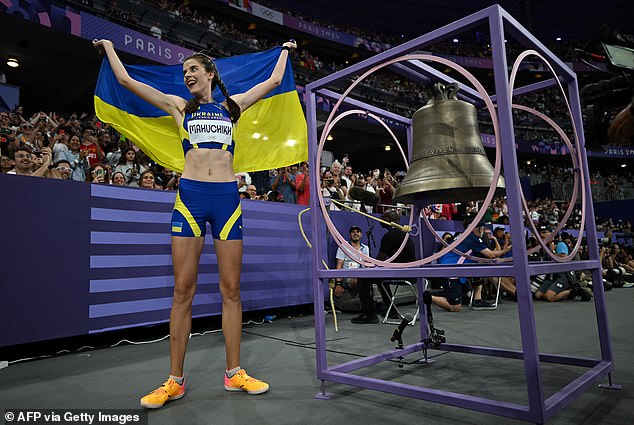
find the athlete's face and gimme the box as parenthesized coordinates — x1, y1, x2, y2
(183, 58, 214, 97)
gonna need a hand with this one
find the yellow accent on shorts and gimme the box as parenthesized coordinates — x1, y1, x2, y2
(174, 191, 202, 237)
(219, 204, 242, 240)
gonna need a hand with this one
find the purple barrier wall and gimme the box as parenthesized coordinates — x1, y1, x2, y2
(0, 175, 315, 346)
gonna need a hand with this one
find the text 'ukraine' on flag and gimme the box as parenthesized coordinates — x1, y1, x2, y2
(94, 47, 307, 173)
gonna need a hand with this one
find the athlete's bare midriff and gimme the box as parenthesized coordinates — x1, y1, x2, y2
(181, 148, 235, 182)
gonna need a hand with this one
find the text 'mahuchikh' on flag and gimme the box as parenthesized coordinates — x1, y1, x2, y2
(94, 47, 307, 173)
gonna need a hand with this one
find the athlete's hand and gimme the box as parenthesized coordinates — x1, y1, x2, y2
(93, 39, 113, 54)
(282, 39, 297, 50)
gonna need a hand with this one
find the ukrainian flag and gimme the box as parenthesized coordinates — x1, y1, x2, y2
(94, 47, 307, 173)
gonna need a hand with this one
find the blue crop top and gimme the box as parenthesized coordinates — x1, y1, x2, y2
(181, 102, 235, 155)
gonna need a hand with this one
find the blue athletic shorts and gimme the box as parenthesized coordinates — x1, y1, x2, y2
(171, 178, 243, 240)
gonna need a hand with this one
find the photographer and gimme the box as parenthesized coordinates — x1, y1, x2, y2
(271, 167, 296, 204)
(321, 169, 344, 210)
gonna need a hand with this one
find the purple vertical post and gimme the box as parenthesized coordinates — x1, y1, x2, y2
(567, 80, 614, 364)
(488, 8, 545, 423)
(305, 85, 329, 384)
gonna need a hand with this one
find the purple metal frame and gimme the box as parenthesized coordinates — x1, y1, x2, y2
(305, 5, 618, 424)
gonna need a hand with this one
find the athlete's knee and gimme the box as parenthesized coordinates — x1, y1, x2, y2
(220, 282, 241, 303)
(173, 281, 196, 304)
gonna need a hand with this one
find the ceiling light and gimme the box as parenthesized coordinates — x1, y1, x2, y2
(384, 144, 391, 151)
(452, 38, 459, 43)
(326, 134, 333, 141)
(7, 58, 18, 68)
(621, 164, 627, 168)
(556, 37, 562, 41)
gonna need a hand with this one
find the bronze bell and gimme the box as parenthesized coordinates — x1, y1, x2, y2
(393, 83, 505, 205)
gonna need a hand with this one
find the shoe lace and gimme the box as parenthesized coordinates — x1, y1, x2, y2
(236, 370, 260, 383)
(152, 379, 174, 394)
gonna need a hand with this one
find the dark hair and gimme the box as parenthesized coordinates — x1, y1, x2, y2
(183, 53, 241, 123)
(118, 147, 138, 166)
(11, 145, 33, 158)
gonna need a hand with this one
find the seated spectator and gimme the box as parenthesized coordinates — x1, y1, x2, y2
(431, 215, 512, 311)
(353, 210, 415, 324)
(333, 225, 369, 312)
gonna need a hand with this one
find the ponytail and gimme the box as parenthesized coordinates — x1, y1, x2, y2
(182, 53, 241, 123)
(215, 77, 241, 123)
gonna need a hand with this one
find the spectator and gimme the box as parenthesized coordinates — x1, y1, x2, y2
(235, 171, 251, 193)
(7, 145, 51, 177)
(1, 154, 12, 173)
(333, 225, 369, 312)
(80, 127, 105, 167)
(321, 169, 344, 210)
(149, 21, 163, 39)
(431, 215, 512, 311)
(270, 167, 296, 203)
(89, 163, 110, 184)
(50, 159, 72, 180)
(139, 169, 157, 189)
(295, 161, 310, 205)
(68, 135, 89, 182)
(111, 171, 126, 186)
(245, 184, 258, 200)
(352, 210, 415, 324)
(114, 147, 146, 187)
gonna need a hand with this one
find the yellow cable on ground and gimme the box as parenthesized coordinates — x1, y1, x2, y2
(298, 208, 338, 332)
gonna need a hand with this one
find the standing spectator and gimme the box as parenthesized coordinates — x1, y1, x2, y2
(295, 161, 310, 205)
(7, 146, 51, 177)
(114, 147, 146, 187)
(68, 135, 89, 182)
(271, 167, 296, 203)
(322, 170, 344, 210)
(80, 127, 105, 167)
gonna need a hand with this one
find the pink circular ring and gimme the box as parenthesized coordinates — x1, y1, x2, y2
(509, 50, 587, 262)
(316, 54, 503, 268)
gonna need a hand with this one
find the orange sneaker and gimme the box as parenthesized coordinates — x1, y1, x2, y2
(224, 369, 269, 395)
(140, 378, 185, 409)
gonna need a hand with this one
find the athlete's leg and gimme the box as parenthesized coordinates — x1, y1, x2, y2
(169, 235, 205, 376)
(214, 239, 243, 370)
